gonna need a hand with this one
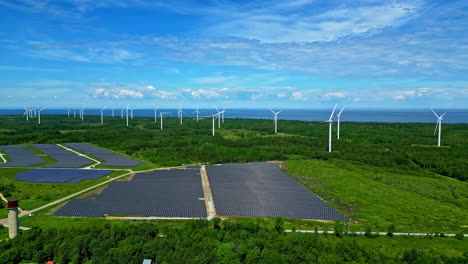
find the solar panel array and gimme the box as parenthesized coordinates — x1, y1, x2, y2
(15, 168, 113, 183)
(63, 143, 142, 167)
(55, 167, 207, 218)
(0, 145, 46, 167)
(207, 163, 349, 221)
(33, 144, 94, 168)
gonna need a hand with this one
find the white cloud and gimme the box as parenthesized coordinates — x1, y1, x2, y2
(290, 91, 304, 101)
(93, 83, 149, 99)
(324, 92, 347, 98)
(206, 1, 422, 43)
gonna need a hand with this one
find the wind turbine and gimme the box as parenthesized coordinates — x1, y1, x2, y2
(193, 106, 200, 122)
(112, 106, 115, 118)
(431, 109, 446, 147)
(325, 104, 337, 152)
(73, 108, 76, 118)
(100, 106, 107, 124)
(154, 106, 159, 123)
(126, 105, 129, 127)
(120, 107, 124, 119)
(130, 107, 135, 119)
(215, 107, 225, 128)
(81, 106, 85, 121)
(177, 105, 183, 125)
(38, 107, 46, 125)
(268, 108, 283, 134)
(23, 106, 29, 121)
(160, 112, 170, 130)
(67, 107, 70, 118)
(218, 106, 226, 123)
(211, 113, 220, 136)
(336, 107, 345, 139)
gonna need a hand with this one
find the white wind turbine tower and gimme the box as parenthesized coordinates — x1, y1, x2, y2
(100, 106, 107, 124)
(112, 106, 115, 118)
(211, 113, 220, 136)
(325, 104, 337, 152)
(177, 105, 183, 125)
(431, 109, 446, 147)
(81, 106, 85, 121)
(125, 105, 130, 127)
(193, 106, 200, 122)
(154, 106, 159, 123)
(38, 107, 46, 125)
(67, 107, 70, 118)
(120, 107, 124, 119)
(130, 107, 135, 119)
(336, 107, 345, 139)
(160, 112, 170, 130)
(23, 106, 29, 121)
(268, 108, 283, 134)
(215, 107, 225, 128)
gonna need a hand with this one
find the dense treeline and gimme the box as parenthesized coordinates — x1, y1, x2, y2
(1, 219, 466, 264)
(0, 115, 466, 180)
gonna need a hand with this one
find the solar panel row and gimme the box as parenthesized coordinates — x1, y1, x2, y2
(207, 163, 349, 221)
(14, 168, 113, 183)
(43, 154, 93, 168)
(63, 143, 142, 167)
(55, 167, 207, 217)
(0, 145, 46, 167)
(32, 144, 94, 168)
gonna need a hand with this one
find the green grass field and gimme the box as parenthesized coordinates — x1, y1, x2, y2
(285, 159, 467, 233)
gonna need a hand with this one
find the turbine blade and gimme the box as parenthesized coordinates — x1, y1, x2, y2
(434, 121, 439, 135)
(268, 107, 274, 113)
(338, 107, 345, 116)
(440, 112, 447, 118)
(431, 108, 439, 118)
(329, 104, 337, 120)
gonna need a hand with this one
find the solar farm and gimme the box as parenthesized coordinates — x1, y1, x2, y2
(14, 168, 114, 183)
(55, 167, 207, 217)
(0, 145, 46, 167)
(33, 144, 94, 168)
(63, 143, 142, 167)
(0, 143, 141, 168)
(207, 163, 348, 221)
(54, 162, 347, 220)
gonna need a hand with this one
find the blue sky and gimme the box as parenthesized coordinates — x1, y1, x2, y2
(0, 0, 467, 108)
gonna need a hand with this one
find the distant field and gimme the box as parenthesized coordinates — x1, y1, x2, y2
(285, 159, 468, 233)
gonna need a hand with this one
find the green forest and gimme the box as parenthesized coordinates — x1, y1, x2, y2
(0, 115, 466, 180)
(1, 219, 466, 264)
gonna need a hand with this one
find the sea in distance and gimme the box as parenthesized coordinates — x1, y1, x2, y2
(1, 108, 467, 124)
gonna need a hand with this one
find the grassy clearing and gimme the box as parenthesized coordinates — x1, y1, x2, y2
(285, 159, 468, 233)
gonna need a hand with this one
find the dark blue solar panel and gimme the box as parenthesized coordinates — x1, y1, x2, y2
(207, 163, 349, 221)
(31, 169, 92, 183)
(67, 170, 113, 183)
(55, 167, 206, 217)
(63, 143, 142, 167)
(0, 154, 46, 167)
